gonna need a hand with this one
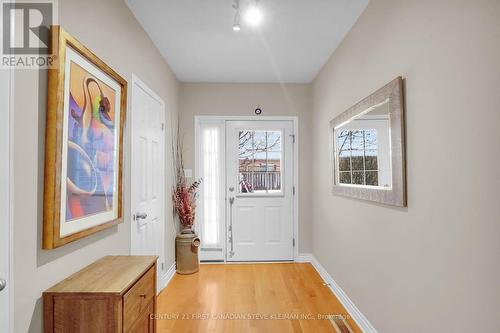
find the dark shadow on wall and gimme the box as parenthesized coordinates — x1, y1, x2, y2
(402, 77, 409, 204)
(27, 298, 42, 333)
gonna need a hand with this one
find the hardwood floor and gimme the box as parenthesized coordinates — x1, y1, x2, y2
(156, 263, 361, 333)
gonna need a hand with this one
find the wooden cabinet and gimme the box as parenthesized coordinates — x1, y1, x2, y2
(43, 256, 158, 333)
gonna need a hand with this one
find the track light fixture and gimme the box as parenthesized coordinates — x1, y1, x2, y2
(232, 0, 241, 31)
(232, 0, 263, 31)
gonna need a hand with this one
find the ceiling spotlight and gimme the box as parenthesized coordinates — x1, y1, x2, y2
(245, 0, 263, 27)
(232, 0, 241, 32)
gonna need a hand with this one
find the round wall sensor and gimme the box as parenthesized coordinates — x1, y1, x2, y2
(255, 107, 262, 115)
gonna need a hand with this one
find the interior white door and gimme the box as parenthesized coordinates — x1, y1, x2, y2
(131, 76, 166, 291)
(0, 69, 12, 332)
(226, 120, 294, 261)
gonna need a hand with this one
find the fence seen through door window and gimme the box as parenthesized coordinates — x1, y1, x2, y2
(238, 130, 282, 194)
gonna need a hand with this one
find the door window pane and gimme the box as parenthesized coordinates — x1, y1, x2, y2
(238, 130, 282, 194)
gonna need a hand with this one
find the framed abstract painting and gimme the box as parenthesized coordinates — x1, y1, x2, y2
(43, 26, 127, 249)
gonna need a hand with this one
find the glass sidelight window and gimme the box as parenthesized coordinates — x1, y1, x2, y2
(238, 130, 282, 194)
(197, 120, 225, 252)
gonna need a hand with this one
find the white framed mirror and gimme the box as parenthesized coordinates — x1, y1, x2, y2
(330, 77, 407, 207)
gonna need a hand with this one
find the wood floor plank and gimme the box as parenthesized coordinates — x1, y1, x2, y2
(156, 263, 361, 333)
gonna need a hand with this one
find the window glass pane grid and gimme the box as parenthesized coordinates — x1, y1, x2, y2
(238, 130, 282, 194)
(336, 129, 379, 186)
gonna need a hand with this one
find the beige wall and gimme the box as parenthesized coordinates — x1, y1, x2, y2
(311, 0, 500, 332)
(12, 0, 179, 332)
(179, 83, 312, 253)
(12, 0, 500, 332)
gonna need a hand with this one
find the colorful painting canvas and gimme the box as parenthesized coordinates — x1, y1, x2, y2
(43, 27, 127, 249)
(65, 61, 117, 221)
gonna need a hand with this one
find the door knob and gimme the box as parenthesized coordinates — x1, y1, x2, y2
(0, 278, 6, 292)
(134, 213, 147, 220)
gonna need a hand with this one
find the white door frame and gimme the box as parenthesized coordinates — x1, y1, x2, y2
(0, 68, 14, 333)
(130, 74, 167, 291)
(195, 116, 299, 261)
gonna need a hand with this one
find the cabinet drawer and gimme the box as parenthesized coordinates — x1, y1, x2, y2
(123, 266, 155, 332)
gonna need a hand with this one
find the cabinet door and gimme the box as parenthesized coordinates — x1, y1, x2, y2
(126, 302, 154, 333)
(123, 267, 155, 332)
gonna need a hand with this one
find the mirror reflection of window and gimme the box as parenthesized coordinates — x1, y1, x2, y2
(337, 129, 379, 186)
(334, 100, 392, 189)
(238, 130, 282, 194)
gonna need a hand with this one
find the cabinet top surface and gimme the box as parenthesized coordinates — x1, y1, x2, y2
(44, 255, 158, 294)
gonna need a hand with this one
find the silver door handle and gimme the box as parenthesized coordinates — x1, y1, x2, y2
(134, 213, 147, 220)
(0, 278, 6, 292)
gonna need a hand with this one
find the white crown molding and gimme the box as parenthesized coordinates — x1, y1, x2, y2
(296, 253, 378, 333)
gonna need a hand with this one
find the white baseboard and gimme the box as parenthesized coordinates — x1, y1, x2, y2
(162, 255, 377, 332)
(295, 253, 314, 263)
(159, 261, 176, 293)
(296, 253, 378, 333)
(199, 248, 225, 261)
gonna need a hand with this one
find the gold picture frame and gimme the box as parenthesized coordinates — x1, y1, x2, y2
(43, 26, 127, 249)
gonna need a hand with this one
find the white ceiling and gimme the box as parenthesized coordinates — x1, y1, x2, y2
(125, 0, 369, 83)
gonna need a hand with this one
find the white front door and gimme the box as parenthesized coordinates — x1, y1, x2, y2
(226, 120, 294, 261)
(0, 68, 12, 332)
(130, 76, 166, 291)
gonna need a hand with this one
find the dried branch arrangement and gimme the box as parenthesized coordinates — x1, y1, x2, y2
(172, 131, 202, 231)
